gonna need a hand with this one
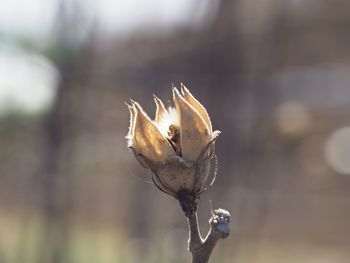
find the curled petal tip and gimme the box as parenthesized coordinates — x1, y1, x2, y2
(180, 82, 188, 92)
(213, 130, 221, 138)
(153, 95, 158, 105)
(172, 86, 182, 101)
(131, 100, 145, 113)
(129, 100, 136, 108)
(154, 95, 167, 123)
(181, 86, 212, 133)
(180, 82, 187, 95)
(130, 99, 140, 106)
(153, 94, 161, 102)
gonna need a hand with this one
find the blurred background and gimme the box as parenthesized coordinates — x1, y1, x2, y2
(1, 0, 350, 262)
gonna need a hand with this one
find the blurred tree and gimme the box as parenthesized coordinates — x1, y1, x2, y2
(34, 1, 94, 262)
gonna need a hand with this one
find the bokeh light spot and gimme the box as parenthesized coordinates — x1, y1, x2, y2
(0, 46, 58, 115)
(325, 127, 350, 175)
(275, 102, 311, 138)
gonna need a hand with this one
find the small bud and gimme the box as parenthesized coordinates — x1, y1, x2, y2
(126, 85, 220, 202)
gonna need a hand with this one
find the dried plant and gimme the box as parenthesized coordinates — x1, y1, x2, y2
(126, 84, 230, 263)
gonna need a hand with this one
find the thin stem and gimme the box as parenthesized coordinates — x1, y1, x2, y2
(188, 212, 203, 253)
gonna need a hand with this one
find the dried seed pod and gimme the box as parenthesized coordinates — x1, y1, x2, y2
(126, 85, 220, 206)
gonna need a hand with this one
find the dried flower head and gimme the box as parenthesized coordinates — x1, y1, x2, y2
(126, 84, 220, 212)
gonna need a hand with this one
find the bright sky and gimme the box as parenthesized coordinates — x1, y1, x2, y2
(0, 0, 213, 114)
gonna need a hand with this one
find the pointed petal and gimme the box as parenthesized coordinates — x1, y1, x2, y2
(125, 102, 136, 147)
(153, 95, 167, 123)
(181, 83, 212, 133)
(173, 88, 211, 161)
(131, 101, 174, 163)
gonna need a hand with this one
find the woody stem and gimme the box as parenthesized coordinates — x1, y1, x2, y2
(177, 190, 231, 263)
